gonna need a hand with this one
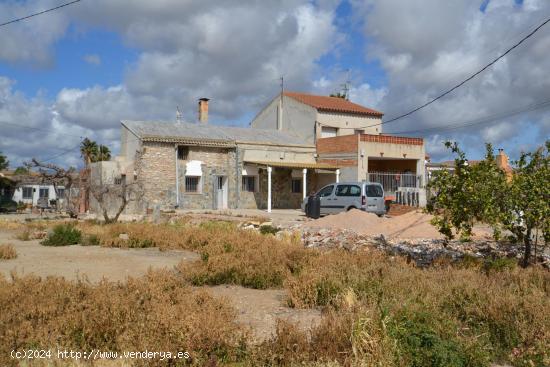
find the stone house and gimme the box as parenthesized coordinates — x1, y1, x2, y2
(91, 92, 429, 214)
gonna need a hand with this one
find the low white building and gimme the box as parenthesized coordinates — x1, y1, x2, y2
(9, 175, 65, 208)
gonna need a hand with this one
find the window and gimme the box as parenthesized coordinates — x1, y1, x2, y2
(366, 184, 383, 198)
(242, 176, 256, 192)
(39, 188, 49, 199)
(178, 146, 189, 160)
(354, 129, 365, 135)
(321, 126, 338, 138)
(22, 187, 33, 199)
(335, 185, 361, 197)
(57, 188, 65, 198)
(317, 185, 334, 197)
(185, 176, 200, 193)
(291, 178, 302, 193)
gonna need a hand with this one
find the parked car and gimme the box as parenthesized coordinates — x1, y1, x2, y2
(301, 181, 386, 216)
(0, 197, 17, 213)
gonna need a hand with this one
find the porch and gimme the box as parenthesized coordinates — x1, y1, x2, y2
(243, 161, 340, 212)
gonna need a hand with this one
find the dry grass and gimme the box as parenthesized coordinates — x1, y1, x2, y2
(2, 219, 549, 366)
(281, 249, 550, 367)
(0, 243, 17, 259)
(0, 270, 246, 366)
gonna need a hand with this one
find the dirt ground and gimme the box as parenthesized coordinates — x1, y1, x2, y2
(0, 230, 199, 282)
(208, 285, 322, 342)
(304, 209, 494, 240)
(0, 228, 320, 342)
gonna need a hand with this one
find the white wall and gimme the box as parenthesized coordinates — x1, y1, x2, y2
(316, 111, 382, 138)
(12, 184, 64, 207)
(251, 95, 318, 144)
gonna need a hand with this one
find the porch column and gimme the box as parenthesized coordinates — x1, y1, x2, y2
(335, 169, 340, 183)
(267, 166, 272, 213)
(302, 168, 307, 200)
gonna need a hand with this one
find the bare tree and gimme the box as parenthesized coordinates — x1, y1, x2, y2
(25, 159, 80, 217)
(89, 180, 144, 223)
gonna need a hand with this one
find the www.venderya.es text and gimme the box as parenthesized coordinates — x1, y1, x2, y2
(11, 349, 190, 361)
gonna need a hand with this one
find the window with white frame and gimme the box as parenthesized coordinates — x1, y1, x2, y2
(185, 176, 201, 193)
(22, 187, 33, 199)
(242, 176, 256, 192)
(39, 188, 49, 199)
(57, 188, 65, 198)
(321, 126, 338, 138)
(291, 178, 302, 193)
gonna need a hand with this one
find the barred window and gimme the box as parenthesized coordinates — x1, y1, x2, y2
(39, 188, 49, 198)
(242, 176, 256, 192)
(22, 187, 33, 199)
(291, 179, 302, 193)
(185, 176, 200, 193)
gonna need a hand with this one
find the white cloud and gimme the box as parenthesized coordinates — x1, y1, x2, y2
(83, 54, 101, 66)
(0, 1, 341, 166)
(352, 0, 550, 160)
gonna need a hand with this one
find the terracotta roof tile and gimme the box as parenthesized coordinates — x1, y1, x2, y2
(284, 91, 383, 117)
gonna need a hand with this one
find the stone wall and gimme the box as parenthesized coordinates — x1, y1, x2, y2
(136, 142, 177, 211)
(178, 146, 237, 210)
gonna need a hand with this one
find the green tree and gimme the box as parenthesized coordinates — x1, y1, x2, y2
(0, 151, 9, 171)
(80, 138, 98, 168)
(94, 145, 111, 162)
(426, 142, 508, 241)
(500, 141, 549, 267)
(13, 166, 28, 175)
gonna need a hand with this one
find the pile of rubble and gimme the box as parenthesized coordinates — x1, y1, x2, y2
(298, 227, 550, 268)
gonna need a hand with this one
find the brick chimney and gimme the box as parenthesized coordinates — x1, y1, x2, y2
(496, 148, 513, 179)
(198, 98, 209, 124)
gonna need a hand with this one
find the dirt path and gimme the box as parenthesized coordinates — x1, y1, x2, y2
(0, 231, 199, 282)
(207, 285, 322, 343)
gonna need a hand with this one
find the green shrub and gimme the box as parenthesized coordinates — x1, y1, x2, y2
(483, 257, 517, 273)
(259, 225, 279, 235)
(41, 224, 82, 246)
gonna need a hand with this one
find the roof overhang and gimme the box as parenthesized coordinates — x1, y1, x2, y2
(141, 135, 236, 148)
(245, 160, 340, 170)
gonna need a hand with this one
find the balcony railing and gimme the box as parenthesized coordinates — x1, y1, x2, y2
(367, 171, 422, 194)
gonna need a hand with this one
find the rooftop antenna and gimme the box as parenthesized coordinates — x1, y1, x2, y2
(176, 106, 182, 123)
(340, 69, 351, 100)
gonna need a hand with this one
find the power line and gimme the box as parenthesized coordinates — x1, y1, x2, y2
(360, 14, 550, 129)
(0, 0, 81, 28)
(386, 97, 550, 136)
(0, 120, 85, 139)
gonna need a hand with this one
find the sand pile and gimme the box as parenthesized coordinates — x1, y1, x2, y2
(304, 209, 494, 240)
(304, 209, 442, 239)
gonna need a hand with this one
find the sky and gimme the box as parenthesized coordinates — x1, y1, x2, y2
(0, 0, 549, 168)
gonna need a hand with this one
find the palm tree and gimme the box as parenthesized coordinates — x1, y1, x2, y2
(95, 145, 111, 162)
(80, 138, 98, 168)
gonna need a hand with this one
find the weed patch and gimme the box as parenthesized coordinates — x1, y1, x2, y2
(41, 224, 82, 246)
(0, 244, 17, 259)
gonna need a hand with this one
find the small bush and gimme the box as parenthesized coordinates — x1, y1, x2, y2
(127, 238, 155, 248)
(483, 257, 517, 273)
(259, 224, 279, 235)
(15, 228, 31, 241)
(0, 244, 17, 260)
(81, 234, 100, 246)
(41, 224, 82, 246)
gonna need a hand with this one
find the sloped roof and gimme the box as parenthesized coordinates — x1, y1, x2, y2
(122, 120, 311, 147)
(284, 91, 383, 117)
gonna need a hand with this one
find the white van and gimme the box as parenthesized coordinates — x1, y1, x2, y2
(301, 182, 386, 216)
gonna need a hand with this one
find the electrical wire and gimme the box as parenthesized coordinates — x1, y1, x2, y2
(0, 0, 81, 28)
(359, 14, 550, 129)
(385, 97, 550, 136)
